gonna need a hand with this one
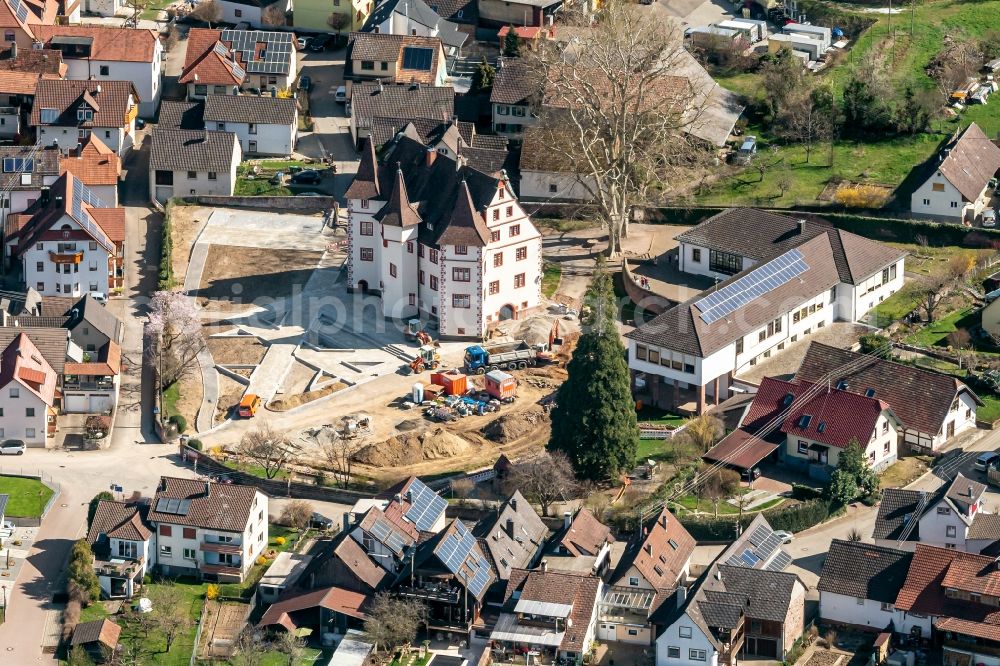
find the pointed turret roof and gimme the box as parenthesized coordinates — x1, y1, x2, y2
(436, 180, 490, 247)
(375, 169, 421, 227)
(344, 138, 381, 200)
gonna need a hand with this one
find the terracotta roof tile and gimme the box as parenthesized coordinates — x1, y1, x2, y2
(0, 46, 65, 75)
(86, 499, 151, 544)
(611, 507, 694, 592)
(203, 94, 297, 126)
(936, 123, 1000, 202)
(60, 135, 121, 187)
(71, 619, 121, 648)
(30, 79, 138, 128)
(550, 508, 613, 558)
(33, 25, 159, 63)
(0, 332, 56, 405)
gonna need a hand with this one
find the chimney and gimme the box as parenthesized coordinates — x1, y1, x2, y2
(343, 512, 352, 533)
(376, 79, 383, 93)
(540, 559, 548, 573)
(510, 496, 517, 511)
(563, 511, 572, 529)
(798, 219, 806, 234)
(969, 485, 975, 497)
(660, 513, 668, 529)
(39, 186, 50, 205)
(9, 43, 15, 58)
(506, 517, 514, 538)
(95, 84, 101, 95)
(204, 481, 211, 495)
(645, 543, 653, 555)
(675, 586, 686, 606)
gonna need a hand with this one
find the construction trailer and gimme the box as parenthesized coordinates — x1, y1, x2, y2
(782, 22, 832, 50)
(768, 32, 824, 61)
(431, 370, 468, 396)
(729, 17, 768, 40)
(716, 19, 762, 43)
(484, 370, 517, 401)
(686, 25, 743, 50)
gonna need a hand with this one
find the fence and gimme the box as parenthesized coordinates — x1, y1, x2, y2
(638, 421, 689, 441)
(0, 472, 61, 525)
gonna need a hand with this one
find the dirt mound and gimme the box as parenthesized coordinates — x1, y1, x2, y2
(481, 406, 549, 444)
(353, 427, 474, 467)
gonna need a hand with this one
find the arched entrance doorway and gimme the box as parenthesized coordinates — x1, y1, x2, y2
(498, 304, 515, 321)
(357, 280, 369, 293)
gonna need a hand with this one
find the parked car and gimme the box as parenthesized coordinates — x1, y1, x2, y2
(296, 35, 312, 49)
(983, 208, 996, 228)
(290, 169, 322, 185)
(90, 292, 107, 304)
(0, 440, 25, 455)
(310, 512, 333, 530)
(742, 467, 761, 481)
(334, 85, 347, 104)
(774, 530, 793, 544)
(975, 450, 1000, 472)
(309, 35, 331, 52)
(298, 75, 312, 92)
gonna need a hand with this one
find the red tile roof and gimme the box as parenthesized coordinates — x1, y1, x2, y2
(611, 507, 694, 595)
(703, 429, 779, 470)
(554, 508, 613, 558)
(0, 332, 57, 406)
(33, 25, 159, 63)
(60, 135, 121, 187)
(258, 586, 370, 632)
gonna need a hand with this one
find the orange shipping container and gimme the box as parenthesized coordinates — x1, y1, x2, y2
(432, 370, 468, 396)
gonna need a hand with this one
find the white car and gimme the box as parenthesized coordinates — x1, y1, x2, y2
(774, 530, 793, 544)
(90, 292, 107, 304)
(335, 86, 347, 104)
(0, 440, 25, 455)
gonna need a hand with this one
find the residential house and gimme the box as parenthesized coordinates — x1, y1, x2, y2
(149, 129, 241, 203)
(81, 0, 121, 18)
(627, 210, 906, 413)
(600, 507, 695, 646)
(179, 29, 296, 100)
(86, 499, 152, 599)
(519, 125, 596, 202)
(5, 173, 125, 298)
(656, 564, 805, 664)
(818, 539, 917, 633)
(147, 476, 269, 582)
(425, 0, 475, 36)
(0, 144, 62, 230)
(345, 132, 543, 339)
(794, 342, 982, 452)
(359, 0, 467, 53)
(368, 117, 510, 173)
(395, 518, 496, 639)
(545, 508, 615, 576)
(911, 123, 1000, 223)
(490, 58, 536, 138)
(59, 134, 121, 206)
(215, 0, 290, 29)
(61, 293, 123, 413)
(895, 543, 1000, 660)
(30, 79, 140, 156)
(0, 326, 73, 413)
(734, 376, 901, 478)
(32, 26, 162, 117)
(491, 566, 602, 664)
(70, 619, 121, 664)
(0, 331, 57, 445)
(497, 24, 554, 50)
(345, 32, 449, 92)
(156, 99, 204, 131)
(292, 0, 369, 35)
(477, 0, 561, 28)
(302, 531, 394, 594)
(873, 475, 999, 553)
(714, 515, 794, 573)
(472, 490, 548, 594)
(0, 46, 66, 140)
(258, 552, 313, 603)
(203, 94, 297, 156)
(0, 0, 60, 50)
(257, 585, 371, 637)
(348, 80, 455, 148)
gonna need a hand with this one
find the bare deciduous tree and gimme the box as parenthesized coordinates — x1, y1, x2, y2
(912, 275, 952, 323)
(775, 86, 837, 164)
(363, 593, 424, 656)
(190, 0, 222, 28)
(506, 450, 577, 516)
(149, 583, 194, 652)
(238, 422, 300, 479)
(147, 291, 205, 390)
(327, 12, 349, 37)
(279, 499, 314, 529)
(527, 1, 711, 256)
(680, 414, 724, 453)
(231, 630, 265, 666)
(262, 3, 286, 26)
(276, 630, 307, 666)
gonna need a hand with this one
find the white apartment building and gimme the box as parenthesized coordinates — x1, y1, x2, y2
(31, 79, 140, 156)
(345, 135, 543, 339)
(628, 209, 906, 413)
(87, 500, 153, 599)
(148, 477, 269, 583)
(0, 332, 57, 446)
(910, 123, 1000, 223)
(33, 26, 163, 117)
(203, 94, 297, 157)
(6, 173, 125, 298)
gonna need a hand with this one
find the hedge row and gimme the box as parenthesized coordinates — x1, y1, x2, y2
(651, 206, 1000, 249)
(678, 498, 837, 541)
(158, 202, 174, 290)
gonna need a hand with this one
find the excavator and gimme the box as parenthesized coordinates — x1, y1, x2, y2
(408, 345, 441, 374)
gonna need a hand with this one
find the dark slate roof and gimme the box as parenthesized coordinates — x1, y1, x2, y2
(794, 342, 981, 437)
(158, 100, 205, 130)
(818, 539, 913, 604)
(344, 138, 380, 200)
(149, 129, 238, 172)
(374, 170, 422, 228)
(873, 488, 935, 542)
(427, 0, 476, 23)
(71, 619, 121, 648)
(203, 94, 297, 126)
(64, 293, 123, 343)
(717, 565, 798, 623)
(0, 145, 60, 190)
(0, 326, 67, 373)
(472, 490, 548, 582)
(147, 476, 260, 532)
(360, 0, 467, 49)
(31, 79, 138, 128)
(490, 59, 536, 105)
(969, 513, 1000, 540)
(368, 115, 475, 151)
(351, 81, 455, 132)
(936, 123, 1000, 202)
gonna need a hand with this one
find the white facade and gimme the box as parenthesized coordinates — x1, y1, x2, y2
(918, 497, 985, 551)
(784, 410, 899, 472)
(0, 382, 51, 446)
(153, 491, 268, 581)
(911, 168, 989, 222)
(38, 123, 134, 157)
(150, 144, 241, 204)
(96, 536, 150, 598)
(61, 56, 162, 118)
(19, 222, 114, 298)
(348, 174, 543, 339)
(492, 102, 534, 136)
(207, 118, 296, 157)
(63, 374, 119, 414)
(83, 0, 122, 17)
(819, 591, 932, 637)
(656, 613, 721, 666)
(0, 106, 18, 139)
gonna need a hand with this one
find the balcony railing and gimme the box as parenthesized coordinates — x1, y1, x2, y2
(50, 250, 83, 264)
(64, 380, 115, 390)
(397, 585, 461, 604)
(201, 540, 241, 555)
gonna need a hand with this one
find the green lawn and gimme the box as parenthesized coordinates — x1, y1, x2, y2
(218, 526, 301, 598)
(542, 262, 562, 299)
(234, 177, 293, 197)
(903, 308, 976, 347)
(870, 287, 921, 327)
(162, 382, 180, 420)
(226, 460, 291, 480)
(671, 495, 740, 515)
(636, 405, 688, 427)
(0, 476, 54, 518)
(979, 394, 1000, 423)
(389, 653, 432, 666)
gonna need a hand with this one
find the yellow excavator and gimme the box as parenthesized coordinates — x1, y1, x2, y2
(408, 345, 441, 374)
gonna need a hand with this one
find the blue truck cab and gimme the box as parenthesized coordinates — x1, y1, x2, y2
(464, 345, 489, 373)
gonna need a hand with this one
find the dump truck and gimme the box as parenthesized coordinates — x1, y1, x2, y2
(464, 340, 550, 374)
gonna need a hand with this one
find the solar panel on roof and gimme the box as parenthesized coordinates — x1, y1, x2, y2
(747, 524, 770, 547)
(404, 479, 447, 532)
(767, 550, 792, 571)
(10, 0, 28, 24)
(69, 176, 114, 255)
(741, 549, 760, 565)
(694, 249, 808, 325)
(469, 566, 491, 597)
(402, 47, 434, 71)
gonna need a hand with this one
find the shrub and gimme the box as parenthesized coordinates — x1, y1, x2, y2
(679, 499, 834, 540)
(188, 439, 203, 451)
(791, 483, 823, 501)
(256, 555, 268, 566)
(206, 584, 219, 600)
(833, 184, 890, 209)
(274, 536, 286, 546)
(859, 333, 892, 356)
(158, 205, 174, 290)
(168, 414, 187, 433)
